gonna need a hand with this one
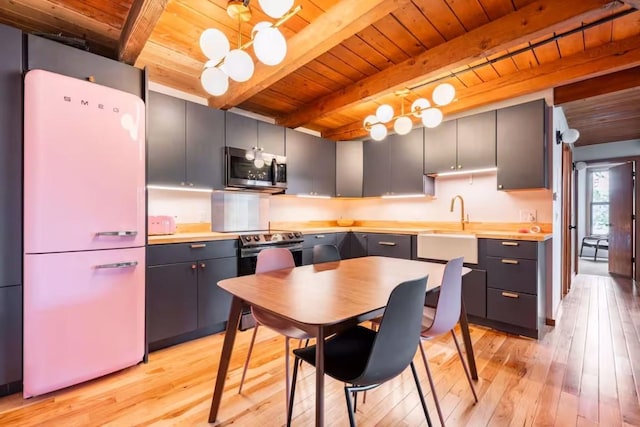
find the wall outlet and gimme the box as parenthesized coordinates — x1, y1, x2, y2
(519, 209, 536, 223)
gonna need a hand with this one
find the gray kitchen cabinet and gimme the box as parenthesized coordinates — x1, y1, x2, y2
(482, 238, 549, 338)
(285, 129, 336, 197)
(336, 140, 363, 197)
(0, 24, 22, 398)
(335, 232, 350, 259)
(363, 127, 424, 197)
(0, 285, 22, 397)
(456, 110, 496, 170)
(149, 92, 226, 189)
(424, 111, 496, 174)
(302, 233, 337, 265)
(424, 119, 457, 174)
(258, 121, 285, 156)
(350, 232, 369, 258)
(186, 102, 226, 189)
(496, 99, 548, 190)
(366, 233, 412, 259)
(25, 33, 144, 97)
(225, 113, 285, 156)
(148, 91, 187, 186)
(424, 268, 487, 319)
(147, 240, 237, 350)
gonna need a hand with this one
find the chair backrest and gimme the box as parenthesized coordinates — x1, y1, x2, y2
(256, 247, 295, 273)
(355, 276, 428, 386)
(312, 244, 341, 264)
(426, 257, 464, 336)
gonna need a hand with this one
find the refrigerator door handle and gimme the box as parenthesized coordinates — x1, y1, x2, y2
(95, 231, 138, 237)
(95, 261, 139, 269)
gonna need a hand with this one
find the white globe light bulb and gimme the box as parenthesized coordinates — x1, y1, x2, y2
(432, 83, 456, 106)
(254, 158, 265, 168)
(375, 104, 394, 123)
(421, 107, 443, 128)
(394, 116, 413, 135)
(254, 27, 287, 66)
(259, 0, 294, 19)
(252, 21, 272, 38)
(363, 114, 378, 129)
(201, 66, 229, 96)
(370, 123, 388, 141)
(411, 98, 430, 117)
(224, 49, 255, 82)
(200, 29, 230, 63)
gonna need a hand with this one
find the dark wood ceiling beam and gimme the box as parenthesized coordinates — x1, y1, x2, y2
(323, 33, 640, 141)
(555, 66, 640, 104)
(118, 0, 169, 64)
(207, 0, 412, 110)
(279, 0, 618, 129)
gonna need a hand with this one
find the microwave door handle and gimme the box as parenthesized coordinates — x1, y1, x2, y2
(271, 158, 278, 185)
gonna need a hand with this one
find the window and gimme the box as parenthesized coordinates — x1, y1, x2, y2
(589, 169, 609, 236)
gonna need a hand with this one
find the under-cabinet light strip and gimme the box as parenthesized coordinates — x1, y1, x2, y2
(435, 167, 497, 177)
(147, 185, 214, 193)
(380, 194, 426, 199)
(296, 194, 331, 199)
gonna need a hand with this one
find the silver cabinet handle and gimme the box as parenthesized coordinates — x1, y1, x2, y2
(315, 235, 325, 239)
(501, 241, 518, 246)
(190, 243, 207, 249)
(96, 231, 138, 237)
(95, 261, 138, 269)
(501, 291, 519, 299)
(378, 242, 397, 246)
(501, 259, 519, 265)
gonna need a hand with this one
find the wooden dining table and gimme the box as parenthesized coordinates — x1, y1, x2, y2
(208, 256, 476, 426)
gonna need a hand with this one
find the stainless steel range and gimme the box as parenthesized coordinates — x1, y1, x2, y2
(237, 230, 304, 330)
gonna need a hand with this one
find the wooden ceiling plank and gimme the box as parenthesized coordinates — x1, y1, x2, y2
(118, 0, 169, 64)
(323, 32, 640, 140)
(612, 9, 640, 40)
(279, 0, 618, 129)
(391, 2, 445, 49)
(554, 67, 640, 104)
(208, 0, 412, 109)
(621, 1, 640, 9)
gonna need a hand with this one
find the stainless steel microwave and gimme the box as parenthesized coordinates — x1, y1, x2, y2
(224, 146, 287, 193)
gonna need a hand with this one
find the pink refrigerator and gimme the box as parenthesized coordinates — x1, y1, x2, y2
(23, 70, 146, 398)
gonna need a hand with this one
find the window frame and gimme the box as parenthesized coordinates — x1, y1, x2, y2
(587, 168, 610, 236)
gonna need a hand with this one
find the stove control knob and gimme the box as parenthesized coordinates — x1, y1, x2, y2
(243, 236, 251, 242)
(295, 232, 302, 238)
(287, 233, 294, 238)
(253, 235, 260, 241)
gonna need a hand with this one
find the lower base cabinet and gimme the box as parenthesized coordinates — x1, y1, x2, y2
(147, 240, 237, 351)
(0, 285, 22, 397)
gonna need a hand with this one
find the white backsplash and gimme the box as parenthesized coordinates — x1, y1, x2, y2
(148, 172, 552, 225)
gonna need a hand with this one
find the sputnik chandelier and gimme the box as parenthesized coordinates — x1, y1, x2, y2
(199, 0, 300, 96)
(363, 82, 456, 141)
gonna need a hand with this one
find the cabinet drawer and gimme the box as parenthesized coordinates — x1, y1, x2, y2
(148, 240, 238, 266)
(367, 234, 411, 259)
(485, 239, 537, 260)
(487, 288, 537, 330)
(486, 256, 537, 294)
(303, 233, 336, 249)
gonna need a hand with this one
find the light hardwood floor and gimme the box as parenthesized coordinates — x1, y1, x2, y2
(1, 273, 639, 426)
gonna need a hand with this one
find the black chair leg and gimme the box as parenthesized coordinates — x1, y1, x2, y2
(344, 386, 357, 427)
(353, 389, 358, 413)
(410, 361, 433, 427)
(287, 356, 301, 427)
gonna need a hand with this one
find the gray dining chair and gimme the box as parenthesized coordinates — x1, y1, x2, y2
(312, 244, 341, 263)
(286, 276, 432, 427)
(238, 247, 313, 414)
(418, 256, 478, 426)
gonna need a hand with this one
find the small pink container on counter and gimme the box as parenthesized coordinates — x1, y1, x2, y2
(148, 215, 176, 235)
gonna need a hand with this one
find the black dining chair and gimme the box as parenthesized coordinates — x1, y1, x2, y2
(312, 243, 341, 263)
(286, 276, 433, 427)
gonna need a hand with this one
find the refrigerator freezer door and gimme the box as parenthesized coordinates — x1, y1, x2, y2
(24, 69, 146, 254)
(23, 247, 145, 398)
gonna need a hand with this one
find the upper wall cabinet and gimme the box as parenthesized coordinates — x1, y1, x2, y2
(424, 111, 496, 174)
(496, 99, 548, 190)
(285, 129, 335, 197)
(363, 127, 424, 197)
(148, 92, 225, 189)
(0, 24, 22, 289)
(336, 140, 363, 198)
(225, 112, 284, 156)
(26, 34, 143, 97)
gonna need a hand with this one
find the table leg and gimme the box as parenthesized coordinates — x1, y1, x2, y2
(459, 300, 478, 380)
(315, 326, 325, 427)
(208, 296, 244, 423)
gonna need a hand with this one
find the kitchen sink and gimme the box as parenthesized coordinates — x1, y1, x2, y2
(417, 231, 478, 264)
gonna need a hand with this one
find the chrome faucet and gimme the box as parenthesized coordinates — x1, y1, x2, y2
(450, 195, 466, 230)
